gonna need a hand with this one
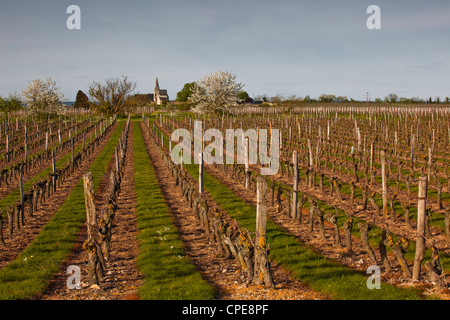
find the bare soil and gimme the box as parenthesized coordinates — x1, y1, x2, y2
(40, 122, 143, 300)
(139, 122, 329, 300)
(0, 122, 119, 271)
(204, 164, 450, 300)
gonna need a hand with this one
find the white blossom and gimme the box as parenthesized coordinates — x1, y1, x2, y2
(189, 71, 243, 115)
(21, 78, 66, 116)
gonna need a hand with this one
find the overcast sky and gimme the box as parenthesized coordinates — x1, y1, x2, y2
(0, 0, 449, 101)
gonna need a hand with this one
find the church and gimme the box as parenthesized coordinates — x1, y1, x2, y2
(135, 77, 169, 105)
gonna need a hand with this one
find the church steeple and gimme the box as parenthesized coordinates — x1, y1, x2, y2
(152, 77, 168, 105)
(155, 77, 160, 93)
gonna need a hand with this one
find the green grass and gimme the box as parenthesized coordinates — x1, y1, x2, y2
(180, 163, 423, 300)
(152, 119, 423, 299)
(271, 159, 450, 275)
(0, 121, 124, 300)
(133, 120, 216, 300)
(149, 119, 429, 299)
(0, 121, 99, 218)
(293, 170, 450, 273)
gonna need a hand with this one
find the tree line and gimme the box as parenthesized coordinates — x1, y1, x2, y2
(4, 72, 449, 118)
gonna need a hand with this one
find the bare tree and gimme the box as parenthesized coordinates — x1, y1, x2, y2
(88, 76, 137, 115)
(269, 94, 284, 104)
(385, 93, 398, 103)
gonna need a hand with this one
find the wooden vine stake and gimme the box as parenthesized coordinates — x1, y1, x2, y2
(199, 152, 204, 194)
(307, 139, 314, 188)
(71, 138, 75, 167)
(19, 164, 24, 226)
(427, 148, 432, 183)
(6, 135, 9, 162)
(254, 176, 275, 288)
(244, 137, 249, 189)
(24, 125, 27, 163)
(413, 176, 427, 281)
(381, 150, 388, 219)
(52, 150, 56, 193)
(83, 172, 105, 286)
(115, 147, 120, 172)
(292, 150, 298, 220)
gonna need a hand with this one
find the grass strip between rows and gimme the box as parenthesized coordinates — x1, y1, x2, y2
(146, 115, 424, 300)
(154, 117, 434, 299)
(0, 121, 124, 300)
(133, 120, 216, 300)
(0, 127, 97, 216)
(266, 169, 450, 274)
(183, 162, 425, 300)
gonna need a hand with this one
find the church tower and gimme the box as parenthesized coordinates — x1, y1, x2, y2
(154, 77, 161, 105)
(134, 77, 169, 106)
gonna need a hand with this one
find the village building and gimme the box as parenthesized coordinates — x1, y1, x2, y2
(135, 77, 169, 105)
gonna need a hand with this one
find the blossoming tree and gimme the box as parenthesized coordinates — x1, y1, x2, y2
(189, 71, 244, 115)
(21, 78, 66, 116)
